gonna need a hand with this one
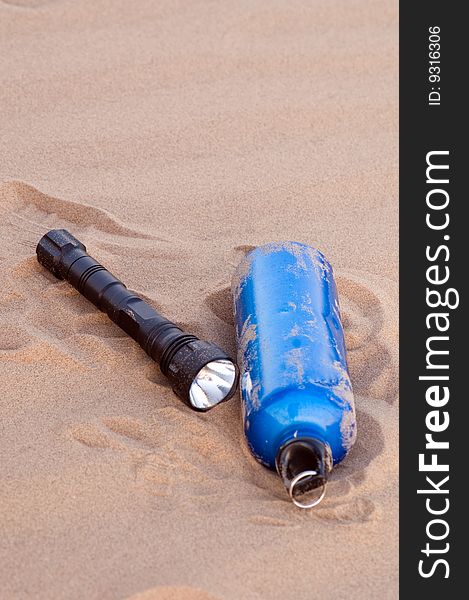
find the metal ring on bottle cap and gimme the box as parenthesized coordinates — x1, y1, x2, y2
(289, 470, 326, 509)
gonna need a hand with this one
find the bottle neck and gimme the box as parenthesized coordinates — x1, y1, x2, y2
(275, 438, 332, 509)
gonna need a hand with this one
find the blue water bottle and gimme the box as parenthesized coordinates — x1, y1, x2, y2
(232, 242, 356, 508)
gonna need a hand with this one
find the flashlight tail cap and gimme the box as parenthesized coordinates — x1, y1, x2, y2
(36, 228, 86, 279)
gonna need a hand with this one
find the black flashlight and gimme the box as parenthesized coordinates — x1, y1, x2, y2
(36, 229, 238, 410)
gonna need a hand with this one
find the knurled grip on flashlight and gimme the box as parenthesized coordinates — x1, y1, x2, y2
(36, 229, 238, 407)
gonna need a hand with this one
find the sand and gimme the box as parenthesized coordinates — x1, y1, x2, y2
(0, 1, 398, 599)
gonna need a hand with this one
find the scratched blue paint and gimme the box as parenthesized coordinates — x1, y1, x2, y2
(232, 242, 356, 469)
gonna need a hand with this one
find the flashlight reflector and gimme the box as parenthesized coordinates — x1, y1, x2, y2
(189, 360, 238, 410)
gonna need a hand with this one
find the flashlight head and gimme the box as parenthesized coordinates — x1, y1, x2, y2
(163, 339, 239, 411)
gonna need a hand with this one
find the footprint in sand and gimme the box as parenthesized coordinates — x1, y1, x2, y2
(69, 407, 254, 506)
(68, 400, 383, 526)
(337, 273, 398, 405)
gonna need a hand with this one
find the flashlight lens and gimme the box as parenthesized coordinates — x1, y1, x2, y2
(189, 360, 237, 410)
